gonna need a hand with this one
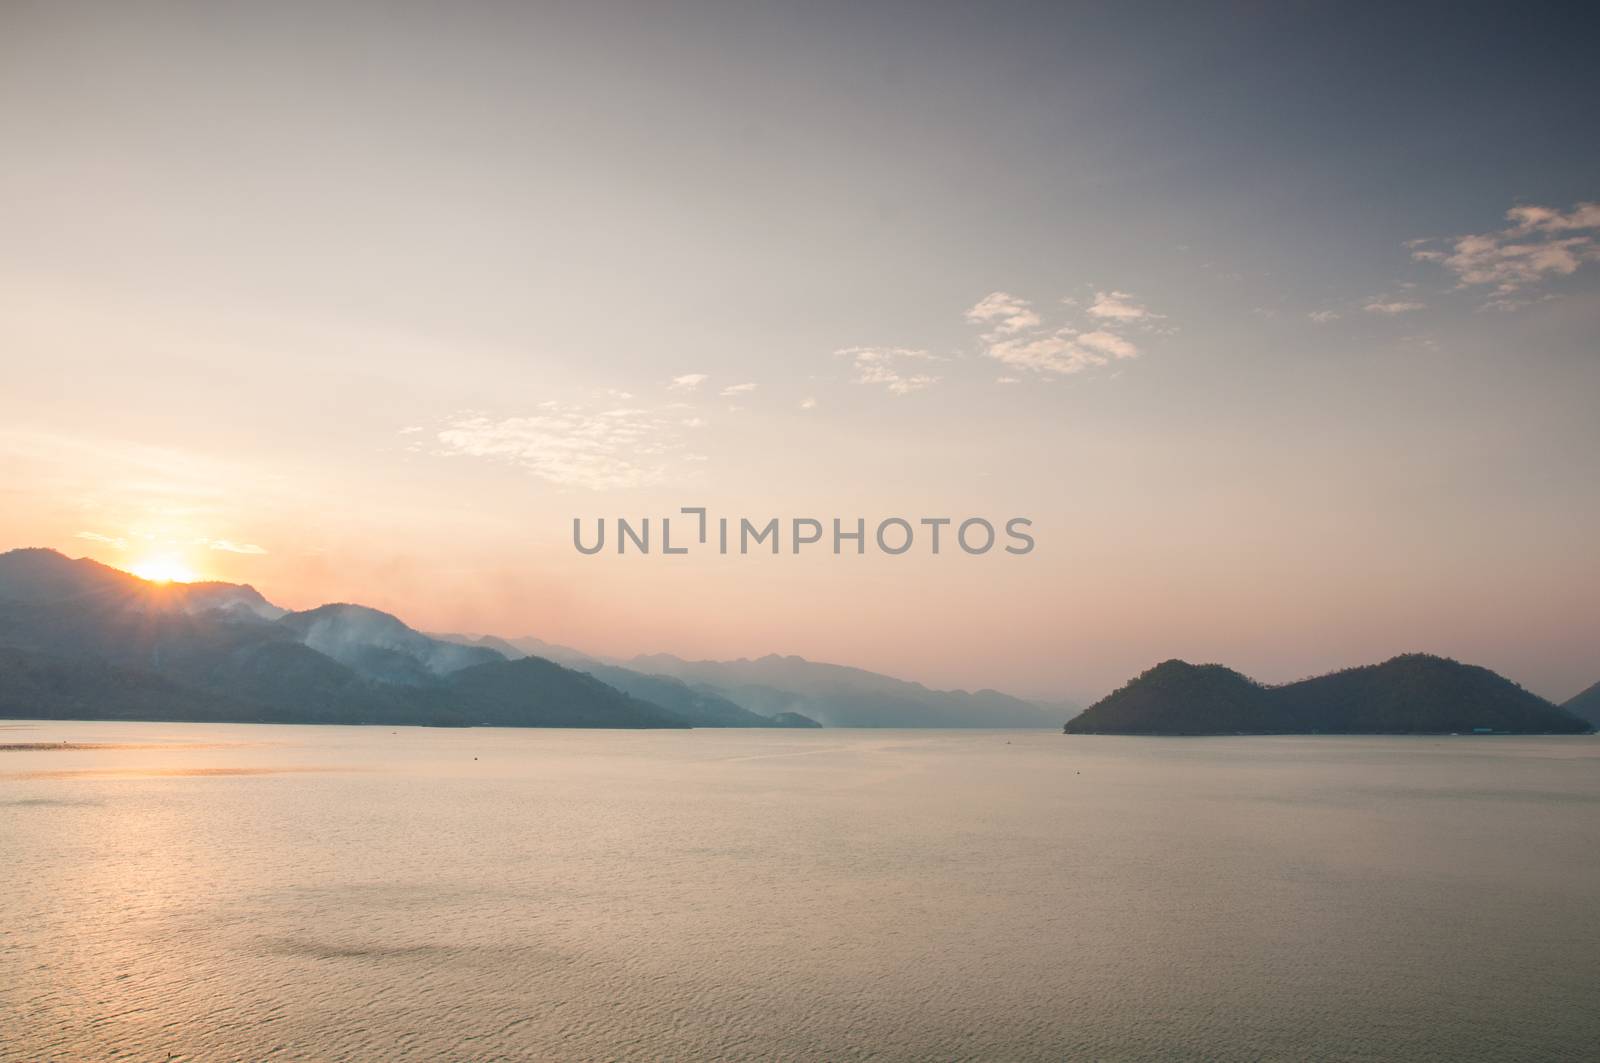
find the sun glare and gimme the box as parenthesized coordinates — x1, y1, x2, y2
(129, 557, 199, 584)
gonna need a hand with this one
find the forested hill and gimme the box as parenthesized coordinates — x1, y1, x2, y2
(1065, 655, 1592, 735)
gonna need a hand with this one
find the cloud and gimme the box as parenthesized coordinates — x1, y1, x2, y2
(718, 382, 757, 397)
(798, 397, 816, 410)
(842, 288, 1167, 391)
(207, 539, 268, 555)
(1308, 310, 1340, 324)
(964, 292, 1040, 334)
(76, 530, 266, 555)
(837, 347, 940, 395)
(965, 290, 1160, 378)
(76, 530, 128, 549)
(1411, 201, 1600, 299)
(984, 333, 1110, 375)
(1086, 290, 1157, 322)
(1077, 330, 1139, 359)
(668, 373, 708, 392)
(1505, 202, 1600, 234)
(1364, 299, 1426, 315)
(433, 402, 696, 490)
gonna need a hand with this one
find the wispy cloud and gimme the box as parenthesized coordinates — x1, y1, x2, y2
(76, 530, 128, 549)
(983, 333, 1111, 375)
(718, 382, 758, 397)
(1410, 201, 1600, 306)
(1087, 290, 1158, 322)
(207, 539, 268, 555)
(837, 347, 940, 395)
(1308, 310, 1340, 324)
(964, 292, 1040, 334)
(966, 289, 1155, 378)
(1077, 330, 1138, 359)
(431, 402, 699, 490)
(76, 530, 267, 556)
(668, 373, 708, 392)
(798, 397, 817, 410)
(1364, 299, 1425, 315)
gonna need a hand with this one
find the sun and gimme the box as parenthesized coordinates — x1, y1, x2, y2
(129, 556, 199, 584)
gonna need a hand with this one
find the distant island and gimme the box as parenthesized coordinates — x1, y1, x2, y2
(1064, 656, 1594, 735)
(0, 548, 1056, 730)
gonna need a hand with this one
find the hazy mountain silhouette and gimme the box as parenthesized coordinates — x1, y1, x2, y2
(279, 604, 505, 684)
(0, 546, 282, 619)
(435, 657, 687, 728)
(1065, 654, 1593, 735)
(430, 632, 533, 663)
(1563, 680, 1600, 727)
(438, 636, 1065, 727)
(580, 664, 821, 727)
(433, 632, 602, 669)
(0, 646, 259, 722)
(0, 549, 684, 728)
(432, 634, 821, 727)
(628, 652, 1057, 728)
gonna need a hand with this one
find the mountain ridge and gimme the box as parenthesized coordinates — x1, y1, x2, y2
(1065, 654, 1592, 735)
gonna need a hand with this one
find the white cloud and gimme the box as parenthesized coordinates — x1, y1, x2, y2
(964, 292, 1040, 334)
(433, 402, 695, 490)
(1077, 330, 1139, 359)
(965, 290, 1162, 378)
(718, 382, 757, 397)
(1308, 310, 1340, 324)
(888, 375, 938, 394)
(843, 288, 1167, 391)
(1505, 202, 1600, 233)
(1411, 201, 1600, 299)
(1086, 290, 1157, 322)
(1364, 299, 1426, 315)
(668, 373, 708, 392)
(75, 530, 128, 549)
(798, 397, 816, 410)
(208, 539, 268, 555)
(837, 346, 941, 395)
(985, 333, 1110, 375)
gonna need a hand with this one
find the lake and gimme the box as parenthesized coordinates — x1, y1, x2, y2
(3, 722, 1597, 1060)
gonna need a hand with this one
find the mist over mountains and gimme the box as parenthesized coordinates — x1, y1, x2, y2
(0, 548, 1058, 729)
(3, 548, 1591, 735)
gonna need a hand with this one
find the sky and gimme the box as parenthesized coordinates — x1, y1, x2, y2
(1, 1, 1597, 703)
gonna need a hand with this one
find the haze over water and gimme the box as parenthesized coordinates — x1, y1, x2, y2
(3, 722, 1597, 1061)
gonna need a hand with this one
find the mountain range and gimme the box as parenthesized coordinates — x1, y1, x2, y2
(427, 632, 1063, 728)
(1063, 656, 1594, 735)
(0, 548, 1058, 729)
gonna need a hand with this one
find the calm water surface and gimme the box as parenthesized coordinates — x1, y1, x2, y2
(2, 722, 1597, 1061)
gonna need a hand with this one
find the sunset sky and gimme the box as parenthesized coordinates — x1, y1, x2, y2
(2, 2, 1597, 702)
